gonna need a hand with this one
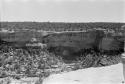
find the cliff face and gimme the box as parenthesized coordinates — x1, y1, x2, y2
(99, 37, 124, 51)
(0, 29, 124, 56)
(42, 30, 124, 56)
(43, 31, 99, 49)
(42, 30, 100, 56)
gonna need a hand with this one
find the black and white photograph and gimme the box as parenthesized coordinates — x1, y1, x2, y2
(0, 0, 125, 84)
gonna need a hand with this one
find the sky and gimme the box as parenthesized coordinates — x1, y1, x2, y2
(0, 0, 125, 22)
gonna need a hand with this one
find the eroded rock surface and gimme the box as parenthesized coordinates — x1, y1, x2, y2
(42, 30, 124, 56)
(0, 29, 124, 56)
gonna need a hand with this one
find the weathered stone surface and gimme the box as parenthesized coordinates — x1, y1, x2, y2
(43, 30, 102, 49)
(42, 30, 124, 56)
(42, 30, 104, 56)
(99, 33, 124, 51)
(0, 29, 124, 55)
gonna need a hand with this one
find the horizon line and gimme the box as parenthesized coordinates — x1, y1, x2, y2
(0, 21, 125, 23)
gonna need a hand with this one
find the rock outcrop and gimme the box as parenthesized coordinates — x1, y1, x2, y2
(0, 29, 124, 56)
(42, 30, 124, 56)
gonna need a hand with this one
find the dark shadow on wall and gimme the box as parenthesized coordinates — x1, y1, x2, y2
(47, 45, 124, 63)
